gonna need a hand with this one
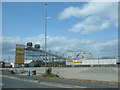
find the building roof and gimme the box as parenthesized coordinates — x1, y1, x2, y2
(24, 60, 33, 64)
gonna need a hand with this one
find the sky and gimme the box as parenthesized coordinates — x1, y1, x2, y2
(1, 2, 118, 62)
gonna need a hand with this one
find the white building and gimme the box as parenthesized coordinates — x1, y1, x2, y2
(66, 59, 117, 65)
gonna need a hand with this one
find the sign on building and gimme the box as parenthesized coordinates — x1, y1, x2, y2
(15, 44, 25, 64)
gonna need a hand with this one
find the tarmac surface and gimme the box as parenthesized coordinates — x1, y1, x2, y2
(2, 76, 57, 88)
(1, 67, 119, 83)
(0, 67, 119, 89)
(1, 74, 118, 88)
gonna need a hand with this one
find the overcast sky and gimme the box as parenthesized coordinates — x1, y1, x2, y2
(2, 2, 118, 62)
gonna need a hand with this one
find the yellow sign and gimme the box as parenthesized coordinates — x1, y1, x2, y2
(73, 62, 82, 63)
(15, 44, 25, 64)
(66, 60, 73, 62)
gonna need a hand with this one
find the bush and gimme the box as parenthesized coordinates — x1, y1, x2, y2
(11, 70, 15, 74)
(41, 73, 59, 77)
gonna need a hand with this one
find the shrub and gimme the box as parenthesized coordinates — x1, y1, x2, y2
(41, 73, 59, 77)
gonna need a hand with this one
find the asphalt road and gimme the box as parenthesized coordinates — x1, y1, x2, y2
(2, 76, 57, 88)
(1, 74, 119, 89)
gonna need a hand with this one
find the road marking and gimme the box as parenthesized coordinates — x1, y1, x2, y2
(2, 75, 86, 88)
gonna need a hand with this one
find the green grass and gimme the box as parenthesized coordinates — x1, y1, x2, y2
(41, 73, 60, 77)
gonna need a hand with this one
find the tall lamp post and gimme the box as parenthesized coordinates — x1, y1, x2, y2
(45, 3, 47, 73)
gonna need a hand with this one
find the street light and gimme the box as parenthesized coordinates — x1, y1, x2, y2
(45, 3, 48, 73)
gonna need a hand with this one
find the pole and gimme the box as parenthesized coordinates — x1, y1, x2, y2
(8, 55, 10, 63)
(98, 57, 99, 67)
(49, 50, 51, 67)
(45, 3, 47, 73)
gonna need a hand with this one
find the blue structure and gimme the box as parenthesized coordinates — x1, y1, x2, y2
(27, 71, 30, 76)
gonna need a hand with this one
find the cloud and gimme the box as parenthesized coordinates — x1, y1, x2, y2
(59, 2, 118, 34)
(2, 35, 118, 62)
(59, 2, 117, 20)
(68, 16, 111, 34)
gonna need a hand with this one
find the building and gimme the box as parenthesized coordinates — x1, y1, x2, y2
(66, 58, 117, 66)
(29, 60, 43, 67)
(0, 61, 12, 68)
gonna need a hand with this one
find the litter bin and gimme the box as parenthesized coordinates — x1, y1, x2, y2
(46, 68, 52, 74)
(32, 70, 36, 75)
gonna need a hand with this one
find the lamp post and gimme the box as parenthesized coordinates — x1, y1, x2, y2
(98, 57, 99, 67)
(49, 50, 51, 67)
(45, 3, 47, 73)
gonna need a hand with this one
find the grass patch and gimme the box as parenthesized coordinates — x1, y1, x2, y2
(41, 73, 60, 77)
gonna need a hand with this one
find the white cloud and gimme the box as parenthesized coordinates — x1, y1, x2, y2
(2, 35, 118, 62)
(59, 2, 117, 20)
(68, 16, 111, 34)
(59, 2, 118, 34)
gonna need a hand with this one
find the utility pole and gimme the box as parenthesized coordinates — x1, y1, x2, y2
(45, 3, 47, 73)
(98, 57, 99, 67)
(8, 55, 10, 63)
